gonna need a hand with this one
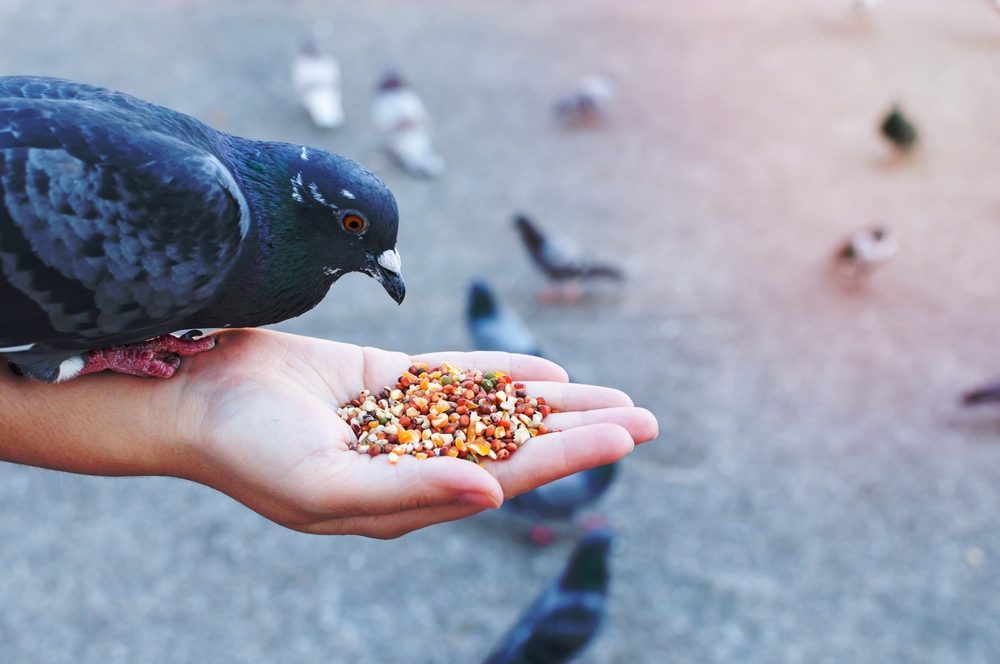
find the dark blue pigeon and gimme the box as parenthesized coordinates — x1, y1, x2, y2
(0, 76, 404, 381)
(514, 213, 622, 303)
(466, 280, 617, 545)
(962, 379, 1000, 407)
(506, 463, 618, 545)
(484, 527, 613, 664)
(466, 281, 542, 357)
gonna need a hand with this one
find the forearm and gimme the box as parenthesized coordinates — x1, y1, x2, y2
(0, 364, 187, 477)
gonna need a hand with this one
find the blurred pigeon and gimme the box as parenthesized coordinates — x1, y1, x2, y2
(292, 38, 345, 129)
(962, 380, 1000, 406)
(371, 71, 444, 178)
(553, 74, 615, 127)
(880, 104, 918, 152)
(514, 213, 623, 302)
(507, 463, 618, 546)
(834, 225, 898, 278)
(0, 76, 404, 382)
(484, 527, 613, 664)
(467, 281, 542, 357)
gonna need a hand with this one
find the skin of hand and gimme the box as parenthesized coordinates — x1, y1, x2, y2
(0, 329, 658, 538)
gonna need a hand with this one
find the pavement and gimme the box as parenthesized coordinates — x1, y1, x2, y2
(3, 1, 1000, 662)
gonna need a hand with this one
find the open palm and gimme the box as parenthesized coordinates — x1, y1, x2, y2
(169, 329, 657, 538)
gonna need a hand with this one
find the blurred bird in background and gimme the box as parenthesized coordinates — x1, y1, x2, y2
(467, 281, 543, 357)
(880, 104, 918, 153)
(834, 225, 897, 280)
(514, 213, 624, 303)
(292, 37, 345, 130)
(465, 281, 619, 545)
(506, 464, 619, 546)
(553, 73, 616, 128)
(962, 379, 1000, 407)
(484, 526, 613, 664)
(371, 70, 444, 178)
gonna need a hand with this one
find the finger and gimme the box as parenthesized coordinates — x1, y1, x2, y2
(298, 503, 488, 538)
(302, 452, 504, 519)
(545, 407, 659, 444)
(518, 381, 635, 411)
(487, 423, 635, 498)
(411, 351, 569, 383)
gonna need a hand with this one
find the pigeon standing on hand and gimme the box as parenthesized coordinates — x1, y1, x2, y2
(553, 74, 615, 128)
(371, 71, 444, 178)
(834, 225, 898, 279)
(484, 527, 613, 664)
(0, 76, 404, 382)
(514, 214, 623, 303)
(291, 38, 345, 130)
(880, 104, 918, 153)
(467, 281, 542, 357)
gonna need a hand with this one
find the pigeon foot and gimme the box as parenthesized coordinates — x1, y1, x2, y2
(79, 333, 217, 379)
(527, 523, 556, 547)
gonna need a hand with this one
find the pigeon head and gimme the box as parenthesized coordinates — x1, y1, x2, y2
(560, 528, 613, 593)
(513, 213, 544, 251)
(467, 281, 499, 320)
(288, 147, 405, 303)
(378, 70, 407, 92)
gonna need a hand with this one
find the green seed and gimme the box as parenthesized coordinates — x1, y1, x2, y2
(482, 379, 494, 392)
(440, 376, 453, 386)
(485, 372, 496, 381)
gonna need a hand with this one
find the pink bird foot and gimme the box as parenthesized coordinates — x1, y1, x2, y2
(527, 523, 556, 547)
(78, 333, 217, 379)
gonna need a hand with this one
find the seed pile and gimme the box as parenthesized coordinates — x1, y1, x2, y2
(337, 362, 556, 464)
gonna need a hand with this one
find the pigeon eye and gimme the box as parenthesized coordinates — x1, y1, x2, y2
(342, 213, 368, 234)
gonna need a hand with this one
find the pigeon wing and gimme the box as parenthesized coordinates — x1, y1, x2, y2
(0, 99, 247, 348)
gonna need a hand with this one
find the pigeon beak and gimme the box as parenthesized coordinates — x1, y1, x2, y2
(369, 249, 406, 304)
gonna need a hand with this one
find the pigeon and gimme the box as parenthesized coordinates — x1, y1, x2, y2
(880, 104, 918, 152)
(514, 213, 623, 303)
(467, 281, 542, 357)
(465, 280, 617, 544)
(553, 74, 615, 128)
(0, 76, 404, 382)
(484, 527, 613, 664)
(962, 380, 1000, 406)
(292, 38, 345, 129)
(506, 463, 618, 546)
(834, 225, 898, 278)
(371, 70, 444, 178)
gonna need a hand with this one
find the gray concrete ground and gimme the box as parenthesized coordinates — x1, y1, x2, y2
(2, 0, 1000, 661)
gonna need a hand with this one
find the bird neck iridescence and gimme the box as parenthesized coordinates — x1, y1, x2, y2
(214, 139, 335, 326)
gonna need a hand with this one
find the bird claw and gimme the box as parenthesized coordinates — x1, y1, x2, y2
(527, 524, 556, 547)
(79, 333, 217, 379)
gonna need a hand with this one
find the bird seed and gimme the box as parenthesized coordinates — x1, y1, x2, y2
(336, 363, 556, 463)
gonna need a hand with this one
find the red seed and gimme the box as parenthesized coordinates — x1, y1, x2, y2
(368, 445, 381, 457)
(458, 415, 470, 427)
(506, 442, 518, 453)
(496, 449, 510, 460)
(539, 405, 551, 417)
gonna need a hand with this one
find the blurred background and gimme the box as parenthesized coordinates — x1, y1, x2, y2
(3, 0, 1000, 661)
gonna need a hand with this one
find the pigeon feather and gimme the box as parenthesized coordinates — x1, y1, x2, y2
(0, 76, 404, 381)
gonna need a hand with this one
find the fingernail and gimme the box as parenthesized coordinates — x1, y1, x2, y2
(457, 492, 499, 509)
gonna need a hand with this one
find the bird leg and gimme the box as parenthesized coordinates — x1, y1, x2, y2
(527, 523, 556, 547)
(78, 333, 217, 379)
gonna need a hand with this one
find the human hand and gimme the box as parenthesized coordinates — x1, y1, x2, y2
(167, 329, 657, 538)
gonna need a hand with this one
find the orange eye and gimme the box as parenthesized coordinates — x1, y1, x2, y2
(342, 213, 368, 234)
